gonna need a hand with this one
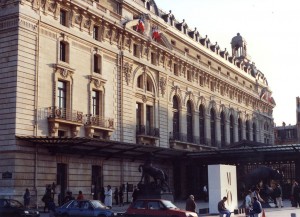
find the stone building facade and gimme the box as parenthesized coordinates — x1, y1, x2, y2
(0, 0, 274, 204)
(274, 97, 300, 145)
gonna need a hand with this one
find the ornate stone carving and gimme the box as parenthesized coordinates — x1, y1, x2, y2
(48, 122, 59, 136)
(142, 95, 147, 103)
(123, 62, 133, 85)
(159, 77, 167, 96)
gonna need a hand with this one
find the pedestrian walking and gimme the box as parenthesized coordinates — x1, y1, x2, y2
(23, 188, 30, 209)
(119, 185, 124, 206)
(114, 187, 119, 205)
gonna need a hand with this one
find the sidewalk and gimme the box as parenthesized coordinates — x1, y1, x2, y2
(40, 199, 300, 217)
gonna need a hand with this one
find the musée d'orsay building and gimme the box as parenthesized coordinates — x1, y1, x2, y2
(1, 0, 300, 205)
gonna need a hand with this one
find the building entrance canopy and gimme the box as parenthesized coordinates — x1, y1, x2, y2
(16, 136, 191, 161)
(16, 136, 300, 162)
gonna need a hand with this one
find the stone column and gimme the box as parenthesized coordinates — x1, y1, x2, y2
(234, 122, 239, 143)
(215, 116, 221, 147)
(225, 120, 230, 146)
(193, 111, 200, 138)
(205, 112, 211, 146)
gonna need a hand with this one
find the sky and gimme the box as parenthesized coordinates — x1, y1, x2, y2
(155, 0, 300, 126)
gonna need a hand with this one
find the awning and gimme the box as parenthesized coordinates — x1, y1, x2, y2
(16, 136, 192, 161)
(16, 136, 300, 163)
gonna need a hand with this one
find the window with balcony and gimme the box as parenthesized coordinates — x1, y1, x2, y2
(92, 90, 100, 116)
(186, 100, 193, 143)
(199, 104, 205, 144)
(230, 114, 234, 144)
(220, 111, 226, 146)
(58, 80, 67, 116)
(210, 108, 216, 146)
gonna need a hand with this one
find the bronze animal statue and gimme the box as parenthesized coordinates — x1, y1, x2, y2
(138, 162, 170, 192)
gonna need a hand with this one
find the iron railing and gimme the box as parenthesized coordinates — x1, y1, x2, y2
(169, 132, 209, 146)
(47, 107, 83, 123)
(86, 115, 114, 129)
(136, 125, 160, 138)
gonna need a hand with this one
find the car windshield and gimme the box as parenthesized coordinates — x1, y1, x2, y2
(9, 200, 23, 208)
(90, 200, 106, 209)
(161, 200, 178, 209)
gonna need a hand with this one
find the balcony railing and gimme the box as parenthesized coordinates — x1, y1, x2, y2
(169, 132, 208, 146)
(86, 115, 114, 129)
(136, 125, 160, 138)
(47, 107, 83, 123)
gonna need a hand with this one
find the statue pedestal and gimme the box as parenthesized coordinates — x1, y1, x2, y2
(137, 182, 174, 202)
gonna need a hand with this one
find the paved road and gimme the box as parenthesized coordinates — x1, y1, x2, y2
(39, 199, 300, 217)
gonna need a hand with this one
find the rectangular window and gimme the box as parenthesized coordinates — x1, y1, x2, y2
(91, 165, 102, 200)
(133, 44, 139, 57)
(93, 26, 99, 41)
(58, 80, 67, 110)
(173, 63, 178, 76)
(60, 10, 67, 26)
(92, 90, 100, 116)
(136, 103, 142, 126)
(93, 55, 101, 73)
(151, 52, 156, 65)
(60, 42, 66, 62)
(146, 105, 153, 130)
(187, 70, 192, 81)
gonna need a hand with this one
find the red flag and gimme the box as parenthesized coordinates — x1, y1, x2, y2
(152, 27, 160, 41)
(136, 19, 145, 33)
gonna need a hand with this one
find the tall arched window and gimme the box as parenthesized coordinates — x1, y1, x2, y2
(246, 120, 250, 141)
(210, 108, 216, 146)
(238, 118, 242, 141)
(253, 122, 257, 142)
(220, 111, 226, 146)
(172, 96, 180, 140)
(230, 115, 234, 144)
(199, 104, 205, 144)
(186, 100, 193, 143)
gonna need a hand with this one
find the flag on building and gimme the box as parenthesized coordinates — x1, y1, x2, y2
(152, 26, 160, 41)
(136, 18, 145, 33)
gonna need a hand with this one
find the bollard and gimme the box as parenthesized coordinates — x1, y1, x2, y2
(291, 213, 296, 217)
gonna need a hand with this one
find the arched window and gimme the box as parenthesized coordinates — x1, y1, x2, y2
(146, 75, 153, 92)
(210, 108, 216, 146)
(172, 96, 180, 140)
(246, 120, 250, 141)
(220, 111, 226, 146)
(230, 115, 234, 144)
(146, 2, 151, 10)
(137, 75, 143, 89)
(186, 100, 193, 143)
(253, 122, 257, 142)
(238, 118, 242, 141)
(199, 104, 205, 144)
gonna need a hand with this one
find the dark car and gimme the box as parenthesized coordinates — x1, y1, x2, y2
(124, 199, 198, 217)
(0, 198, 40, 217)
(55, 199, 115, 217)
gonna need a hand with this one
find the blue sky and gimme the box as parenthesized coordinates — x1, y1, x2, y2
(155, 0, 300, 126)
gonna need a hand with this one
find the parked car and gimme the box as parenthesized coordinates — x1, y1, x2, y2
(55, 199, 115, 217)
(124, 199, 198, 217)
(0, 198, 40, 217)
